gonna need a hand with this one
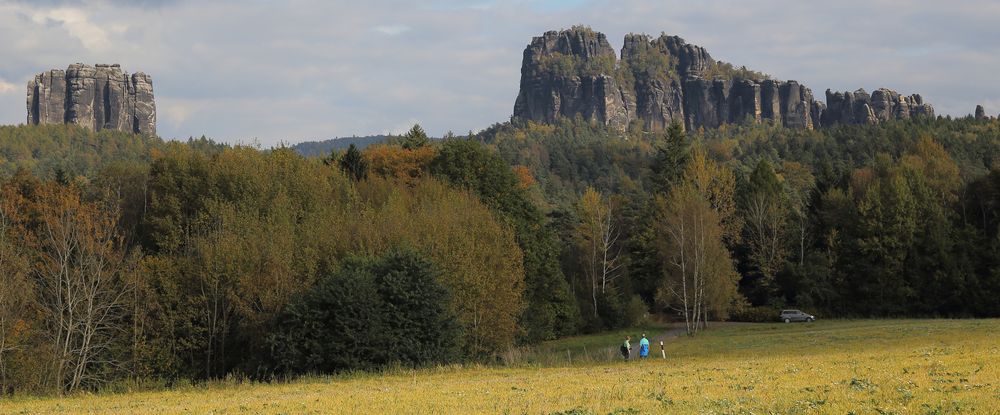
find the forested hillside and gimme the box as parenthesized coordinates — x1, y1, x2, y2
(291, 135, 390, 157)
(1, 117, 999, 395)
(483, 116, 1000, 326)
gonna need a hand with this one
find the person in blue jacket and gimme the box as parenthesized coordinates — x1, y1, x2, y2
(638, 333, 650, 359)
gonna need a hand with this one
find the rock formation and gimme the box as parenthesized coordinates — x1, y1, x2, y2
(824, 88, 932, 126)
(513, 29, 632, 130)
(512, 28, 935, 132)
(27, 64, 156, 135)
(975, 105, 987, 120)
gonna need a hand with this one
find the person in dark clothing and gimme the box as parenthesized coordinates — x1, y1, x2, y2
(620, 336, 632, 360)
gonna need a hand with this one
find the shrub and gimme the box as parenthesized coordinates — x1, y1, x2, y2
(266, 249, 460, 374)
(728, 306, 778, 323)
(623, 295, 650, 327)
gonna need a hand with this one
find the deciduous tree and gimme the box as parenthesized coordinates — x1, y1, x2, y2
(575, 187, 623, 317)
(31, 184, 137, 393)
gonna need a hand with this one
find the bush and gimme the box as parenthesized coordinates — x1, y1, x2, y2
(266, 249, 460, 374)
(728, 305, 779, 323)
(623, 295, 649, 327)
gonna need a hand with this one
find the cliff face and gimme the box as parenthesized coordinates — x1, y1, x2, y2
(27, 64, 156, 135)
(513, 28, 934, 132)
(513, 29, 632, 130)
(823, 88, 932, 127)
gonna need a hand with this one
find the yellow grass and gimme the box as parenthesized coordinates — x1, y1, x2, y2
(4, 320, 999, 414)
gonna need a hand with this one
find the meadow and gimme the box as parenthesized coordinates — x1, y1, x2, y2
(3, 319, 997, 414)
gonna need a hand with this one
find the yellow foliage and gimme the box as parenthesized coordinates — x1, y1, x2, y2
(512, 165, 535, 189)
(364, 144, 437, 185)
(901, 136, 961, 201)
(349, 178, 525, 356)
(686, 148, 741, 243)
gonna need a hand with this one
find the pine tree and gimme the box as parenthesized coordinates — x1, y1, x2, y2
(339, 144, 368, 181)
(401, 124, 430, 150)
(650, 122, 690, 194)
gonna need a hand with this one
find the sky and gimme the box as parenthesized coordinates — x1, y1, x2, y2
(1, 0, 999, 146)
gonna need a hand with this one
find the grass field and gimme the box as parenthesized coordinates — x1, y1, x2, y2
(3, 319, 998, 414)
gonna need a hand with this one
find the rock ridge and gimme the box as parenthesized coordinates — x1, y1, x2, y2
(513, 27, 935, 132)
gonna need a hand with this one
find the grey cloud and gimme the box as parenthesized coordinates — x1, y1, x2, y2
(8, 0, 181, 8)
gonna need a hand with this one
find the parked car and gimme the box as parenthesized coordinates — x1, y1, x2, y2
(779, 309, 815, 323)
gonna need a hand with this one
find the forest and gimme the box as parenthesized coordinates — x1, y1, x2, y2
(1, 116, 999, 395)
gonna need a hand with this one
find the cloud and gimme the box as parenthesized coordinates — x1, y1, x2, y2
(156, 98, 193, 128)
(27, 6, 113, 51)
(373, 25, 411, 36)
(0, 80, 17, 94)
(385, 117, 422, 136)
(0, 0, 998, 145)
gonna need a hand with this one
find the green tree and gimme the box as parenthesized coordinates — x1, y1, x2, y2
(655, 150, 742, 334)
(780, 161, 816, 267)
(267, 256, 387, 373)
(430, 139, 579, 341)
(267, 249, 459, 374)
(655, 184, 739, 335)
(742, 160, 789, 301)
(339, 143, 368, 181)
(575, 187, 624, 320)
(847, 157, 918, 315)
(650, 122, 690, 194)
(401, 124, 430, 150)
(351, 178, 525, 356)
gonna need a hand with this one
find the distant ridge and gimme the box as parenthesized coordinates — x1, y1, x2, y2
(291, 135, 390, 157)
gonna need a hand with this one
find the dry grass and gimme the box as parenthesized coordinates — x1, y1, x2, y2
(3, 319, 998, 414)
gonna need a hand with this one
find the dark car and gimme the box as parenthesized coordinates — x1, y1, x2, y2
(779, 309, 815, 323)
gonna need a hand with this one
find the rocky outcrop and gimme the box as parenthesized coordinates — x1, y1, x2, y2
(631, 77, 683, 131)
(975, 105, 987, 120)
(824, 88, 933, 126)
(811, 101, 826, 129)
(513, 29, 631, 130)
(760, 80, 781, 124)
(512, 28, 935, 132)
(779, 81, 814, 129)
(27, 63, 156, 135)
(730, 79, 762, 125)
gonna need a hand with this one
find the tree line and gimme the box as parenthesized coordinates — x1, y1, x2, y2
(0, 125, 554, 394)
(484, 115, 1000, 331)
(1, 116, 1000, 394)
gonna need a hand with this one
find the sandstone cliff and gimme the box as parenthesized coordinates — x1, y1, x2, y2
(27, 64, 156, 135)
(823, 88, 932, 127)
(513, 28, 632, 130)
(513, 28, 934, 132)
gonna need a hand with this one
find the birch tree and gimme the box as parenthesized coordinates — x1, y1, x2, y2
(576, 187, 624, 317)
(781, 161, 816, 266)
(743, 160, 789, 294)
(655, 150, 740, 335)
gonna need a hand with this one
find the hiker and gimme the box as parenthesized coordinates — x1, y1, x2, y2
(620, 336, 632, 360)
(639, 333, 650, 359)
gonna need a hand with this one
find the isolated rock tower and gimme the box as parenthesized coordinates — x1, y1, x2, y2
(26, 63, 156, 135)
(975, 105, 987, 120)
